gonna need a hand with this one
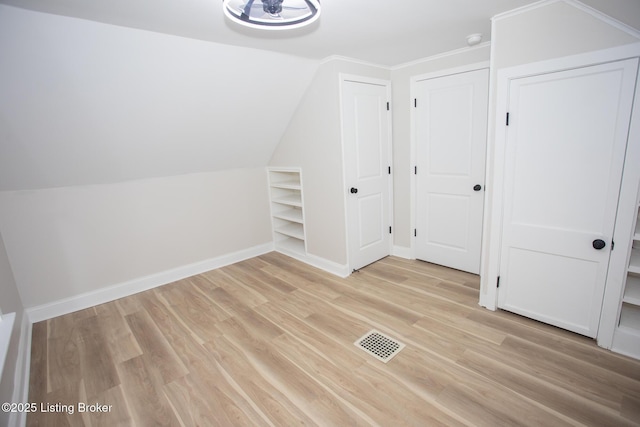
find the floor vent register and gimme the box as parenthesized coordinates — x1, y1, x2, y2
(354, 329, 405, 363)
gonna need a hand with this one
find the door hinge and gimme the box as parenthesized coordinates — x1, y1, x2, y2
(414, 98, 417, 108)
(497, 276, 501, 288)
(414, 229, 417, 237)
(388, 166, 391, 174)
(612, 240, 615, 250)
(506, 112, 510, 126)
(387, 101, 390, 111)
(389, 226, 392, 234)
(414, 166, 417, 175)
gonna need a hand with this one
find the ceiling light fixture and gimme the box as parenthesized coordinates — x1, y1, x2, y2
(223, 0, 321, 30)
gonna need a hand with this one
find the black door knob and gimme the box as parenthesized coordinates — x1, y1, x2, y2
(592, 239, 606, 250)
(473, 184, 482, 191)
(350, 187, 358, 194)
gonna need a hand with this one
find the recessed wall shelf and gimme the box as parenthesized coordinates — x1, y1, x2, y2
(268, 167, 307, 258)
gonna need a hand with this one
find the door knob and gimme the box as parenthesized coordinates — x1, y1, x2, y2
(350, 187, 358, 194)
(592, 239, 606, 250)
(473, 184, 482, 191)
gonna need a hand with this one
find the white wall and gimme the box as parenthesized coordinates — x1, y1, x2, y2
(0, 5, 318, 191)
(581, 0, 640, 32)
(0, 169, 272, 308)
(390, 45, 492, 251)
(492, 1, 638, 69)
(0, 232, 26, 427)
(0, 5, 306, 313)
(480, 0, 640, 306)
(269, 58, 389, 266)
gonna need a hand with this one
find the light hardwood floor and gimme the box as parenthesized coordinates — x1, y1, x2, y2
(28, 252, 640, 426)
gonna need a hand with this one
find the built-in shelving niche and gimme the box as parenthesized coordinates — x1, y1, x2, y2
(268, 168, 307, 258)
(613, 196, 640, 358)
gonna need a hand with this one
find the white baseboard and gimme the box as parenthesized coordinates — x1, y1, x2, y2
(275, 248, 350, 278)
(26, 242, 274, 323)
(392, 245, 414, 260)
(10, 311, 32, 427)
(304, 252, 350, 278)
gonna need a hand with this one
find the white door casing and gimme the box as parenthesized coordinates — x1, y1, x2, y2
(341, 76, 392, 271)
(414, 68, 489, 274)
(497, 58, 639, 338)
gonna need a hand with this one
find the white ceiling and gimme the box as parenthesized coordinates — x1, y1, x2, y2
(0, 0, 553, 66)
(0, 0, 638, 65)
(1, 0, 639, 191)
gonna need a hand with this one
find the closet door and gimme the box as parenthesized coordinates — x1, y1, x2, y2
(497, 58, 639, 338)
(415, 68, 489, 274)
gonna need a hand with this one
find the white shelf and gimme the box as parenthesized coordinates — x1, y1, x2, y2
(273, 208, 303, 224)
(273, 194, 303, 207)
(624, 274, 640, 306)
(268, 167, 306, 257)
(275, 223, 305, 240)
(612, 192, 640, 360)
(629, 248, 640, 274)
(619, 303, 640, 331)
(271, 181, 301, 190)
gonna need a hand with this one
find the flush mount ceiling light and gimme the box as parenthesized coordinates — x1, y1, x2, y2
(223, 0, 321, 30)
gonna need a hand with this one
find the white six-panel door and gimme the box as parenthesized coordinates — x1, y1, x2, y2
(415, 68, 489, 274)
(341, 78, 392, 271)
(498, 59, 639, 338)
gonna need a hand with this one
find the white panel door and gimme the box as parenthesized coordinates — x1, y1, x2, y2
(498, 59, 638, 338)
(415, 69, 489, 274)
(342, 79, 392, 271)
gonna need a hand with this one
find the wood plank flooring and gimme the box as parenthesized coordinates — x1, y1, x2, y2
(27, 252, 640, 426)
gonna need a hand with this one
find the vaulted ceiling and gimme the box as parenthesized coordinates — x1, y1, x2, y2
(1, 0, 639, 66)
(0, 0, 540, 66)
(1, 0, 639, 191)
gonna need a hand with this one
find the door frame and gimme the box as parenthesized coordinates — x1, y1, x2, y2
(339, 74, 393, 273)
(481, 42, 640, 347)
(410, 62, 490, 268)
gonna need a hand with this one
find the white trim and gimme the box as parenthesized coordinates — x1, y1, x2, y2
(0, 312, 15, 381)
(339, 73, 394, 273)
(479, 15, 501, 310)
(338, 74, 351, 273)
(339, 74, 391, 87)
(321, 43, 493, 72)
(492, 0, 640, 40)
(277, 247, 350, 278)
(492, 42, 640, 81)
(320, 55, 389, 70)
(481, 43, 640, 312)
(611, 328, 640, 360)
(26, 242, 274, 323)
(493, 0, 569, 22)
(10, 311, 31, 427)
(391, 42, 491, 71)
(391, 245, 414, 260)
(409, 63, 491, 268)
(411, 61, 490, 83)
(598, 62, 640, 354)
(568, 0, 640, 39)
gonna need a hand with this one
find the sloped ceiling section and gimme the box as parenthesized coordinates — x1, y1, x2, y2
(0, 0, 547, 66)
(0, 5, 318, 191)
